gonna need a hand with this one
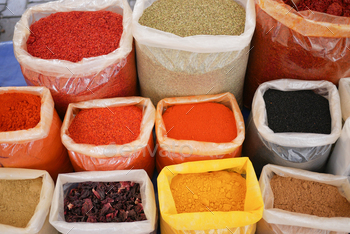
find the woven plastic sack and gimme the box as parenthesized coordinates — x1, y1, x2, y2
(158, 157, 264, 234)
(257, 164, 350, 234)
(155, 92, 245, 172)
(338, 78, 350, 122)
(243, 0, 350, 108)
(132, 0, 255, 106)
(13, 0, 137, 118)
(0, 168, 56, 234)
(0, 87, 73, 181)
(49, 169, 157, 234)
(242, 79, 342, 177)
(61, 96, 156, 177)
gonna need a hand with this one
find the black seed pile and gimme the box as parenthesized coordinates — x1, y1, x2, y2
(263, 89, 331, 134)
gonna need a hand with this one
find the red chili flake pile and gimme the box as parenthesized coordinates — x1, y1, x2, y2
(0, 93, 41, 132)
(64, 181, 147, 223)
(26, 11, 123, 62)
(68, 106, 142, 145)
(284, 0, 350, 16)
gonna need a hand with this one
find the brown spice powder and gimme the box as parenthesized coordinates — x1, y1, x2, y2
(271, 175, 350, 218)
(0, 178, 42, 228)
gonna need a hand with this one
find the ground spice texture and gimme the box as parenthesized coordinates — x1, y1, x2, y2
(284, 0, 350, 17)
(0, 178, 42, 228)
(68, 106, 142, 145)
(271, 175, 350, 217)
(0, 93, 41, 132)
(170, 171, 246, 213)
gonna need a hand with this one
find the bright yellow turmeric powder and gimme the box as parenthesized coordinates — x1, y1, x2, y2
(170, 171, 246, 213)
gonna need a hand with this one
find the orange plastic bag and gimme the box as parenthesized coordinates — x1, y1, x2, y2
(155, 92, 245, 172)
(0, 87, 73, 181)
(243, 0, 350, 108)
(61, 97, 156, 177)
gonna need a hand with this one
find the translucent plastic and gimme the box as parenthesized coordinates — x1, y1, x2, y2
(0, 168, 56, 234)
(0, 87, 73, 181)
(13, 0, 137, 118)
(50, 170, 157, 234)
(338, 78, 350, 122)
(257, 164, 350, 234)
(157, 157, 264, 233)
(132, 0, 256, 105)
(242, 79, 342, 176)
(61, 96, 156, 177)
(243, 0, 350, 108)
(155, 92, 245, 172)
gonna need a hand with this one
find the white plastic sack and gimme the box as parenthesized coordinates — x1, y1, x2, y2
(243, 79, 342, 176)
(338, 78, 350, 122)
(132, 0, 256, 105)
(0, 168, 56, 234)
(326, 117, 350, 176)
(257, 164, 350, 234)
(49, 170, 157, 234)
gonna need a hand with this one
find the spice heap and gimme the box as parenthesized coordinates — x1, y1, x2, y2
(0, 93, 41, 132)
(271, 175, 350, 217)
(170, 171, 246, 213)
(162, 102, 237, 143)
(68, 106, 142, 145)
(0, 178, 42, 228)
(283, 0, 350, 16)
(64, 181, 147, 222)
(27, 11, 123, 62)
(139, 0, 245, 37)
(263, 89, 331, 134)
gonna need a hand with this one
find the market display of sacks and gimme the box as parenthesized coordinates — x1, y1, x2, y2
(61, 96, 156, 178)
(242, 79, 342, 177)
(0, 87, 73, 181)
(132, 0, 256, 106)
(13, 0, 137, 118)
(243, 0, 350, 108)
(155, 92, 245, 172)
(257, 164, 350, 234)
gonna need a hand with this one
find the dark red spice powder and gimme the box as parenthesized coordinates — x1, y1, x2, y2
(0, 93, 41, 132)
(283, 0, 350, 16)
(68, 106, 142, 145)
(27, 11, 123, 62)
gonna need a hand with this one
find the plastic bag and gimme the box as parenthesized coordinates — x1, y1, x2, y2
(242, 79, 342, 177)
(338, 78, 350, 122)
(0, 86, 73, 181)
(49, 170, 157, 234)
(0, 168, 56, 234)
(61, 96, 156, 177)
(155, 92, 245, 172)
(257, 164, 350, 234)
(325, 117, 350, 176)
(243, 0, 350, 108)
(132, 0, 255, 105)
(13, 0, 137, 118)
(157, 157, 264, 234)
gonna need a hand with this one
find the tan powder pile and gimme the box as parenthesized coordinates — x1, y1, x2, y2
(271, 175, 350, 217)
(170, 171, 246, 213)
(0, 178, 42, 228)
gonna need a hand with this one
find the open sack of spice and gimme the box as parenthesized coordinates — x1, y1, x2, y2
(257, 164, 350, 234)
(61, 96, 156, 177)
(157, 157, 264, 234)
(242, 79, 342, 177)
(13, 0, 137, 118)
(338, 78, 350, 122)
(49, 169, 157, 234)
(0, 86, 73, 181)
(132, 0, 255, 106)
(155, 92, 245, 172)
(0, 168, 56, 234)
(243, 0, 350, 108)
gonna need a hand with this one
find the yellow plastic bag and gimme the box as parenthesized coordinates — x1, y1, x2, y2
(158, 157, 264, 234)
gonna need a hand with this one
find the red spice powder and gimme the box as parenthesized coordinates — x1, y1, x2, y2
(0, 93, 41, 131)
(162, 103, 237, 143)
(284, 0, 350, 17)
(68, 106, 142, 145)
(27, 11, 123, 62)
